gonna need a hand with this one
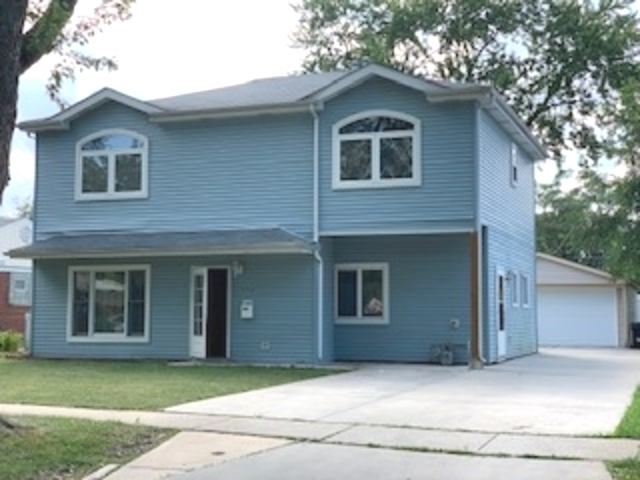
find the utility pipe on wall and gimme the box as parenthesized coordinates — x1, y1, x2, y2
(311, 103, 323, 361)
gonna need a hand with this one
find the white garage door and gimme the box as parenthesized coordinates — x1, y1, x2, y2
(538, 286, 618, 347)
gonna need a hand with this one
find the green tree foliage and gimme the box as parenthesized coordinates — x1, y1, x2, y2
(294, 0, 640, 163)
(537, 171, 640, 282)
(0, 0, 135, 200)
(537, 81, 640, 281)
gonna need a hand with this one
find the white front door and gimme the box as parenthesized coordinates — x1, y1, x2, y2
(497, 270, 507, 358)
(190, 268, 207, 358)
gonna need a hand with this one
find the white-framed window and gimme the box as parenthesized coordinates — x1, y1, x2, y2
(332, 110, 421, 189)
(75, 129, 148, 200)
(67, 265, 150, 342)
(9, 272, 31, 306)
(510, 271, 519, 307)
(520, 273, 530, 308)
(510, 142, 518, 186)
(335, 263, 389, 325)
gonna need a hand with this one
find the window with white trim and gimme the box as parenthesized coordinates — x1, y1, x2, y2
(510, 143, 518, 186)
(335, 263, 389, 324)
(520, 273, 530, 308)
(76, 130, 148, 200)
(510, 271, 519, 307)
(333, 111, 421, 189)
(68, 266, 150, 341)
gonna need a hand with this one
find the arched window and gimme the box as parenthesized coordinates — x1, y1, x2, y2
(76, 129, 148, 200)
(332, 111, 421, 189)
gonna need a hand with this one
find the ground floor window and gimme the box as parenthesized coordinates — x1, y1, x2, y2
(520, 273, 530, 308)
(335, 263, 389, 324)
(68, 265, 150, 341)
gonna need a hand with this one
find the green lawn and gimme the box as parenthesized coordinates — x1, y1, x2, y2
(0, 358, 336, 410)
(614, 386, 640, 439)
(608, 386, 640, 479)
(0, 416, 173, 480)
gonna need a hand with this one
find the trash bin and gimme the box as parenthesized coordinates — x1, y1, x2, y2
(631, 323, 640, 348)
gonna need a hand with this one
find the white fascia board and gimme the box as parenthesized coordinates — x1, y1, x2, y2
(18, 88, 163, 133)
(12, 246, 313, 259)
(426, 85, 493, 102)
(149, 102, 312, 123)
(320, 227, 474, 237)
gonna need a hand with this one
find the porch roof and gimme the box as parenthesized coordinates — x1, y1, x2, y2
(7, 228, 313, 259)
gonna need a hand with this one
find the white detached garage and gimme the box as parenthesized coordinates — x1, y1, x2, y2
(537, 253, 636, 348)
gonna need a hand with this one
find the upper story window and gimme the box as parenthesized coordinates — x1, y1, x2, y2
(510, 143, 518, 187)
(332, 111, 421, 189)
(76, 129, 148, 200)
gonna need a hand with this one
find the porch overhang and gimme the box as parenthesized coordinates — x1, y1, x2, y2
(7, 228, 313, 259)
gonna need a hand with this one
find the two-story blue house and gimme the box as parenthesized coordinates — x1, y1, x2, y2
(11, 64, 545, 365)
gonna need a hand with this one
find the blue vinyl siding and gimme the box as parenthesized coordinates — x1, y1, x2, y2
(34, 102, 314, 240)
(318, 77, 476, 234)
(331, 234, 470, 363)
(320, 237, 335, 362)
(31, 254, 316, 363)
(231, 255, 316, 364)
(478, 110, 537, 362)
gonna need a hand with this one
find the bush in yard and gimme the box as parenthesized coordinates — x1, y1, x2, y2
(0, 331, 23, 353)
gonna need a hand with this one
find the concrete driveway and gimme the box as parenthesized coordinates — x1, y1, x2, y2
(168, 348, 640, 436)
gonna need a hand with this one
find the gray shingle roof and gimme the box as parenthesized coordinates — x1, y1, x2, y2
(8, 228, 312, 259)
(16, 63, 546, 159)
(149, 70, 350, 111)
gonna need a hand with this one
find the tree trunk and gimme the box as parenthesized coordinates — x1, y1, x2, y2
(0, 1, 29, 202)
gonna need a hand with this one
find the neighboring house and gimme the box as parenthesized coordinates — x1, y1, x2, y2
(0, 217, 32, 332)
(10, 64, 545, 365)
(537, 253, 636, 347)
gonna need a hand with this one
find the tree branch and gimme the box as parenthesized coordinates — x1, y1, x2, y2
(19, 0, 79, 74)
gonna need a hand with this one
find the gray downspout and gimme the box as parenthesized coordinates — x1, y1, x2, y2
(311, 104, 323, 361)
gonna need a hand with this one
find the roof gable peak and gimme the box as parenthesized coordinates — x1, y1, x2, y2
(19, 87, 163, 133)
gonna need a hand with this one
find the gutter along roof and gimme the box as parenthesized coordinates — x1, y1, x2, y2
(8, 228, 313, 259)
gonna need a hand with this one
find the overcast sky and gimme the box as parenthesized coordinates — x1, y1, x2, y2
(3, 0, 563, 216)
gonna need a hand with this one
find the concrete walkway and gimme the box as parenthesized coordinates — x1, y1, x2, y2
(1, 402, 638, 479)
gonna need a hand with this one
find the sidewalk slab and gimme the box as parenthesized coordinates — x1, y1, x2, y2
(197, 416, 351, 440)
(481, 434, 640, 461)
(104, 431, 289, 480)
(325, 424, 640, 461)
(326, 425, 494, 453)
(170, 442, 612, 480)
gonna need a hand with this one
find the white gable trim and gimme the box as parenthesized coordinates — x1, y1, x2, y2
(308, 64, 441, 103)
(19, 88, 163, 133)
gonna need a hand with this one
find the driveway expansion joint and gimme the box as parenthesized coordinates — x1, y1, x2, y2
(477, 433, 499, 452)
